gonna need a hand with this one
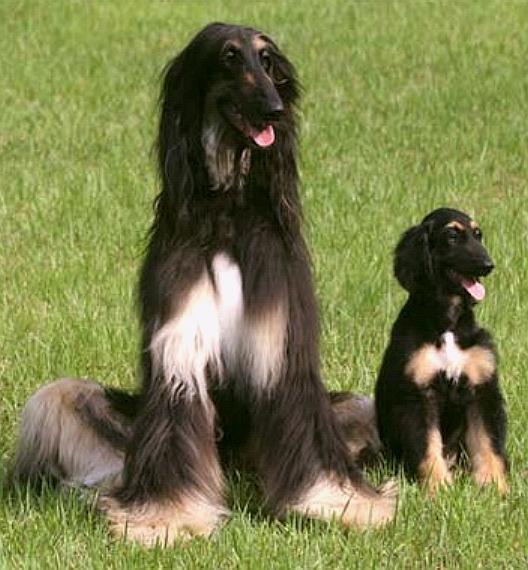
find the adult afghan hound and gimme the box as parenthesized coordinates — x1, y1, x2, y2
(13, 23, 396, 546)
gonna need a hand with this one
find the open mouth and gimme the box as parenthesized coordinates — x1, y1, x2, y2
(222, 104, 275, 148)
(448, 270, 486, 302)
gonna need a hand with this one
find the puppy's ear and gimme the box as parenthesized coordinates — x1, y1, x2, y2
(394, 221, 433, 292)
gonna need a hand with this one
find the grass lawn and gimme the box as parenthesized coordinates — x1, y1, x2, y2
(1, 0, 527, 567)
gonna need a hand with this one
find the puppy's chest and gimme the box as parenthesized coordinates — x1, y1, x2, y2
(405, 332, 495, 387)
(433, 332, 465, 381)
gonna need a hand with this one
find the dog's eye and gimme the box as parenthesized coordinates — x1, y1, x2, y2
(446, 229, 459, 244)
(260, 50, 272, 73)
(473, 228, 483, 241)
(223, 46, 241, 65)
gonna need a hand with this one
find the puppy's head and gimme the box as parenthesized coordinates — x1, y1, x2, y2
(394, 208, 494, 302)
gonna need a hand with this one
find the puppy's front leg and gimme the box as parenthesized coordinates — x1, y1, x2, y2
(396, 395, 452, 496)
(465, 381, 509, 495)
(416, 425, 452, 495)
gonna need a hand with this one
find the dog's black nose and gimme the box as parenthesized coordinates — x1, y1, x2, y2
(264, 100, 284, 120)
(480, 260, 494, 276)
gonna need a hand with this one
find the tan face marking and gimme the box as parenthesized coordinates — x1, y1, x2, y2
(446, 221, 465, 231)
(244, 71, 256, 86)
(465, 410, 508, 495)
(470, 220, 480, 230)
(418, 428, 452, 496)
(252, 35, 268, 51)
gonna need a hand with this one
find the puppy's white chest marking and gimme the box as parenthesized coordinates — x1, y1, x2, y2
(406, 332, 496, 387)
(438, 332, 464, 381)
(406, 331, 464, 385)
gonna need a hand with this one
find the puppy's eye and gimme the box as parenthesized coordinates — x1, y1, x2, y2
(473, 228, 483, 241)
(260, 50, 272, 73)
(446, 229, 459, 244)
(223, 46, 241, 65)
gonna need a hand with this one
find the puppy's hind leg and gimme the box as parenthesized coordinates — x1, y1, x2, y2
(12, 378, 131, 488)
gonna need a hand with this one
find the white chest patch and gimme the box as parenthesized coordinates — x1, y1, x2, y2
(405, 332, 496, 387)
(405, 331, 466, 386)
(212, 253, 244, 371)
(437, 332, 465, 381)
(150, 252, 287, 400)
(213, 253, 287, 390)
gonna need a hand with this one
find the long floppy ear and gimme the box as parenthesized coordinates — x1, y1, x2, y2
(394, 222, 433, 292)
(155, 32, 212, 228)
(266, 40, 300, 106)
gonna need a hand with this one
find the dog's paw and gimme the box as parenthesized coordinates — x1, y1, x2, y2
(473, 464, 509, 496)
(98, 494, 228, 547)
(291, 476, 398, 529)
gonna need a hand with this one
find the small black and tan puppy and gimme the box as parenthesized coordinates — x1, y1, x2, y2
(375, 208, 508, 495)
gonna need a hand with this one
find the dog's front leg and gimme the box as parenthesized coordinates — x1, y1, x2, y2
(465, 381, 509, 495)
(248, 369, 396, 528)
(99, 269, 229, 547)
(99, 380, 228, 547)
(395, 393, 452, 496)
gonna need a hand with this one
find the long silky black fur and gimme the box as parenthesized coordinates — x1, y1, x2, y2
(110, 22, 374, 514)
(375, 208, 508, 483)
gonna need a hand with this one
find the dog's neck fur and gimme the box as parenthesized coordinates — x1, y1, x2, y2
(404, 290, 476, 338)
(201, 115, 252, 192)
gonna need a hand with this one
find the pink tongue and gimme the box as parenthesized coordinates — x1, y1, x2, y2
(250, 125, 275, 147)
(462, 278, 486, 301)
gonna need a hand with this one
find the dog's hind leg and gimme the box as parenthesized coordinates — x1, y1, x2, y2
(329, 391, 382, 467)
(12, 378, 131, 488)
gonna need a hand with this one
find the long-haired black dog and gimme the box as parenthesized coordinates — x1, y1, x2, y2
(13, 23, 395, 545)
(375, 208, 508, 495)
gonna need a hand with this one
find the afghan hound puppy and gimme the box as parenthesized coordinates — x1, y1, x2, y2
(375, 208, 508, 495)
(13, 23, 395, 545)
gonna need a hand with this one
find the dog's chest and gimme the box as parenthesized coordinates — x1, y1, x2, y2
(212, 253, 245, 348)
(405, 331, 489, 387)
(212, 253, 286, 387)
(435, 332, 465, 381)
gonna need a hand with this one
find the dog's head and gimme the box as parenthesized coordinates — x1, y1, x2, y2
(394, 208, 494, 302)
(160, 23, 298, 149)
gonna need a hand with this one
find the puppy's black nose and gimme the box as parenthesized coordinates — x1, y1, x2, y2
(480, 260, 494, 276)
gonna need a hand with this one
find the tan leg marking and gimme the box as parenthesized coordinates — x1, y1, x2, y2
(404, 345, 440, 386)
(466, 414, 508, 495)
(290, 475, 397, 528)
(99, 492, 228, 547)
(418, 428, 452, 496)
(463, 347, 495, 386)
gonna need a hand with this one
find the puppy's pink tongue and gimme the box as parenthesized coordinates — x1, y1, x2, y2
(462, 278, 486, 301)
(250, 125, 275, 147)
